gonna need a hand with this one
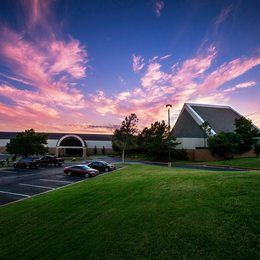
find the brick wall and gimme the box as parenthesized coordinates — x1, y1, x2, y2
(0, 147, 6, 153)
(185, 148, 256, 161)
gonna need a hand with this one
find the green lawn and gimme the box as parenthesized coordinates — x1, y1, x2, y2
(0, 165, 259, 259)
(201, 157, 260, 169)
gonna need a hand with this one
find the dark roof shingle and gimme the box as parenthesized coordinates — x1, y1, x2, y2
(0, 132, 112, 141)
(190, 105, 241, 133)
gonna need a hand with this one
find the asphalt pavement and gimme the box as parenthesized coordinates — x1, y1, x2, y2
(0, 156, 245, 206)
(0, 165, 86, 206)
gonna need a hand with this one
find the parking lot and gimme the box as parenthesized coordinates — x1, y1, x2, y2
(0, 165, 87, 206)
(1, 155, 242, 207)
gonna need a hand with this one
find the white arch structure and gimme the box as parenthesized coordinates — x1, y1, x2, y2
(56, 134, 86, 147)
(55, 134, 87, 159)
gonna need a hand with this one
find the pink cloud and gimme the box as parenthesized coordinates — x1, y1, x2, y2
(0, 0, 259, 133)
(21, 0, 53, 32)
(245, 112, 260, 127)
(141, 62, 170, 89)
(223, 81, 256, 93)
(153, 0, 165, 17)
(215, 5, 233, 28)
(50, 40, 87, 79)
(160, 54, 172, 60)
(132, 54, 145, 73)
(198, 56, 260, 93)
(88, 46, 260, 128)
(0, 0, 91, 132)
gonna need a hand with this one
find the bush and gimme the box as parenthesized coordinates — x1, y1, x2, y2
(173, 149, 188, 161)
(208, 132, 239, 159)
(235, 117, 259, 154)
(254, 142, 260, 157)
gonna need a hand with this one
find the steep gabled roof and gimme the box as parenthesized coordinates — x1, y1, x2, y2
(172, 103, 246, 138)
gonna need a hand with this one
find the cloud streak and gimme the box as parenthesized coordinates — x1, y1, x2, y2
(132, 54, 145, 73)
(0, 0, 259, 133)
(153, 0, 165, 17)
(0, 0, 91, 132)
(223, 81, 256, 93)
(89, 47, 260, 128)
(215, 5, 233, 28)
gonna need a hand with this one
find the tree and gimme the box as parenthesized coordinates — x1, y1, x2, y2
(254, 141, 260, 158)
(6, 129, 48, 157)
(234, 117, 259, 154)
(208, 132, 239, 159)
(112, 113, 139, 163)
(138, 120, 179, 159)
(102, 146, 105, 155)
(199, 121, 212, 147)
(208, 117, 259, 159)
(93, 145, 97, 155)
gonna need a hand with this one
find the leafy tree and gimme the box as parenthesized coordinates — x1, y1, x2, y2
(112, 113, 139, 163)
(208, 132, 239, 159)
(6, 129, 48, 157)
(234, 117, 259, 153)
(93, 145, 97, 155)
(208, 117, 259, 159)
(199, 121, 212, 147)
(138, 121, 179, 159)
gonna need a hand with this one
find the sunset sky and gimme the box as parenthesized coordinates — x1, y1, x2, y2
(0, 0, 259, 133)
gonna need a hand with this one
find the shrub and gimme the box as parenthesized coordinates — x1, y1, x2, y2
(254, 142, 260, 157)
(173, 149, 188, 161)
(208, 132, 239, 159)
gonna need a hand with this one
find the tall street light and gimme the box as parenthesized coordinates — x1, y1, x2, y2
(166, 104, 172, 167)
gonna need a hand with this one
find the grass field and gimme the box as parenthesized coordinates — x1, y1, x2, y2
(0, 165, 259, 259)
(201, 157, 260, 169)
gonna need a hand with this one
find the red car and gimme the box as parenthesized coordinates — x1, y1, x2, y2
(64, 165, 99, 178)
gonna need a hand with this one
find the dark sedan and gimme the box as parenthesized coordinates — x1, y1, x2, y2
(14, 157, 40, 169)
(39, 155, 64, 166)
(64, 165, 99, 178)
(87, 161, 115, 173)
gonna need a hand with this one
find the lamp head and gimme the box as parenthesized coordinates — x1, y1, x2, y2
(166, 104, 172, 108)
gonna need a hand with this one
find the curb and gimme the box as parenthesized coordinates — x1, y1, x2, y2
(184, 163, 259, 171)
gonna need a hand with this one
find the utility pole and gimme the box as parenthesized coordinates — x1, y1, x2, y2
(166, 104, 172, 167)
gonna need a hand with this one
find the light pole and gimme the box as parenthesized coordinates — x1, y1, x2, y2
(166, 104, 172, 167)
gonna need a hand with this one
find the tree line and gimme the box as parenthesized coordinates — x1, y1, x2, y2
(4, 115, 259, 161)
(112, 113, 181, 162)
(207, 117, 260, 158)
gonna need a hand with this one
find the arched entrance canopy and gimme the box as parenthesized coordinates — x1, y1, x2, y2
(55, 134, 87, 159)
(56, 134, 86, 147)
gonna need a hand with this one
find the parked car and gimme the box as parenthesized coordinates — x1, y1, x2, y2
(0, 154, 10, 167)
(14, 157, 40, 169)
(87, 161, 115, 173)
(39, 155, 64, 166)
(64, 165, 99, 178)
(0, 158, 5, 167)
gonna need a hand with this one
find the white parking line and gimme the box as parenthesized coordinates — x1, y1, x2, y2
(19, 183, 54, 190)
(55, 175, 65, 178)
(40, 179, 74, 184)
(0, 170, 18, 173)
(0, 190, 30, 197)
